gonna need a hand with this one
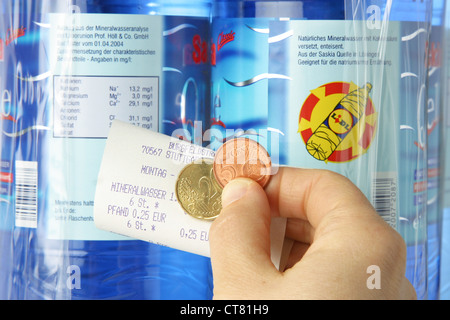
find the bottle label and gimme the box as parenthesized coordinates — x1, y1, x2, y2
(45, 13, 163, 240)
(0, 13, 163, 240)
(275, 20, 427, 243)
(278, 20, 395, 184)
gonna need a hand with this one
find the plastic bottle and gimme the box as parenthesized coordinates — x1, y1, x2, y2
(0, 0, 213, 300)
(210, 0, 431, 299)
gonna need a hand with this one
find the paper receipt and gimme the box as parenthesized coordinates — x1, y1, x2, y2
(94, 121, 286, 267)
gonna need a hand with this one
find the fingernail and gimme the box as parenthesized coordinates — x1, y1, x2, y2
(221, 178, 253, 208)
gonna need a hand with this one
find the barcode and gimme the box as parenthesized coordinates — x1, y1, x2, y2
(15, 161, 38, 228)
(371, 172, 397, 229)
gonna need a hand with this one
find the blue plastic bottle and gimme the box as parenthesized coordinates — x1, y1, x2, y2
(211, 0, 431, 299)
(0, 0, 213, 300)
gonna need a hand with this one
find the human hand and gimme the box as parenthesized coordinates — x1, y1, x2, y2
(209, 167, 416, 300)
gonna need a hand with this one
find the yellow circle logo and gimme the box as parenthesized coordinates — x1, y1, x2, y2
(298, 82, 378, 163)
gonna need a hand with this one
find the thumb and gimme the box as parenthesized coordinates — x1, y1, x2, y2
(209, 178, 277, 296)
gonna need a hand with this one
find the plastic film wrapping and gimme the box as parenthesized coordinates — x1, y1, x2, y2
(0, 0, 442, 300)
(0, 0, 213, 300)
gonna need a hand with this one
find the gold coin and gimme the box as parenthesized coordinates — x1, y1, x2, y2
(175, 158, 223, 220)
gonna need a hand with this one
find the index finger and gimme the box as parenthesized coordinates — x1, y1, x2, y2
(264, 167, 380, 229)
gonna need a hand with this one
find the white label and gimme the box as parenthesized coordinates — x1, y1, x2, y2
(46, 13, 163, 240)
(94, 121, 286, 266)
